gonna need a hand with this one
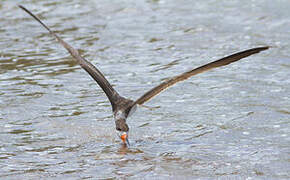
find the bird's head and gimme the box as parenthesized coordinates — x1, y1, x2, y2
(114, 111, 130, 145)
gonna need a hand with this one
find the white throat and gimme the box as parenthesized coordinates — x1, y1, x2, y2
(114, 110, 126, 119)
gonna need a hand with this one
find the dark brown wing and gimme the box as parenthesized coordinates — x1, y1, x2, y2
(19, 5, 120, 109)
(133, 46, 269, 106)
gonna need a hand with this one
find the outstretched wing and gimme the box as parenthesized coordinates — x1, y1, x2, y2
(19, 5, 120, 109)
(133, 46, 269, 106)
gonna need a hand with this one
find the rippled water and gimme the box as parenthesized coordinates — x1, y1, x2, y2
(0, 0, 289, 179)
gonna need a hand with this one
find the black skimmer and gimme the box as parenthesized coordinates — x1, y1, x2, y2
(19, 5, 269, 145)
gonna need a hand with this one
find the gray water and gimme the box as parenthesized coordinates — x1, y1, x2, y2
(0, 0, 289, 179)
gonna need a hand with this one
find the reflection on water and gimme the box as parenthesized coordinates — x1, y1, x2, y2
(0, 0, 289, 179)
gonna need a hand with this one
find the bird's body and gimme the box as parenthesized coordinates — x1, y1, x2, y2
(19, 5, 269, 145)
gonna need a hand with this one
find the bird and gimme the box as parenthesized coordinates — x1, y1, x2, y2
(19, 5, 269, 146)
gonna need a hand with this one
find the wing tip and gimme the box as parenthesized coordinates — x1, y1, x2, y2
(18, 4, 26, 10)
(256, 46, 270, 52)
(248, 46, 270, 56)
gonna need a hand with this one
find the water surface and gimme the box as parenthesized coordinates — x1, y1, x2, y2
(0, 0, 289, 179)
